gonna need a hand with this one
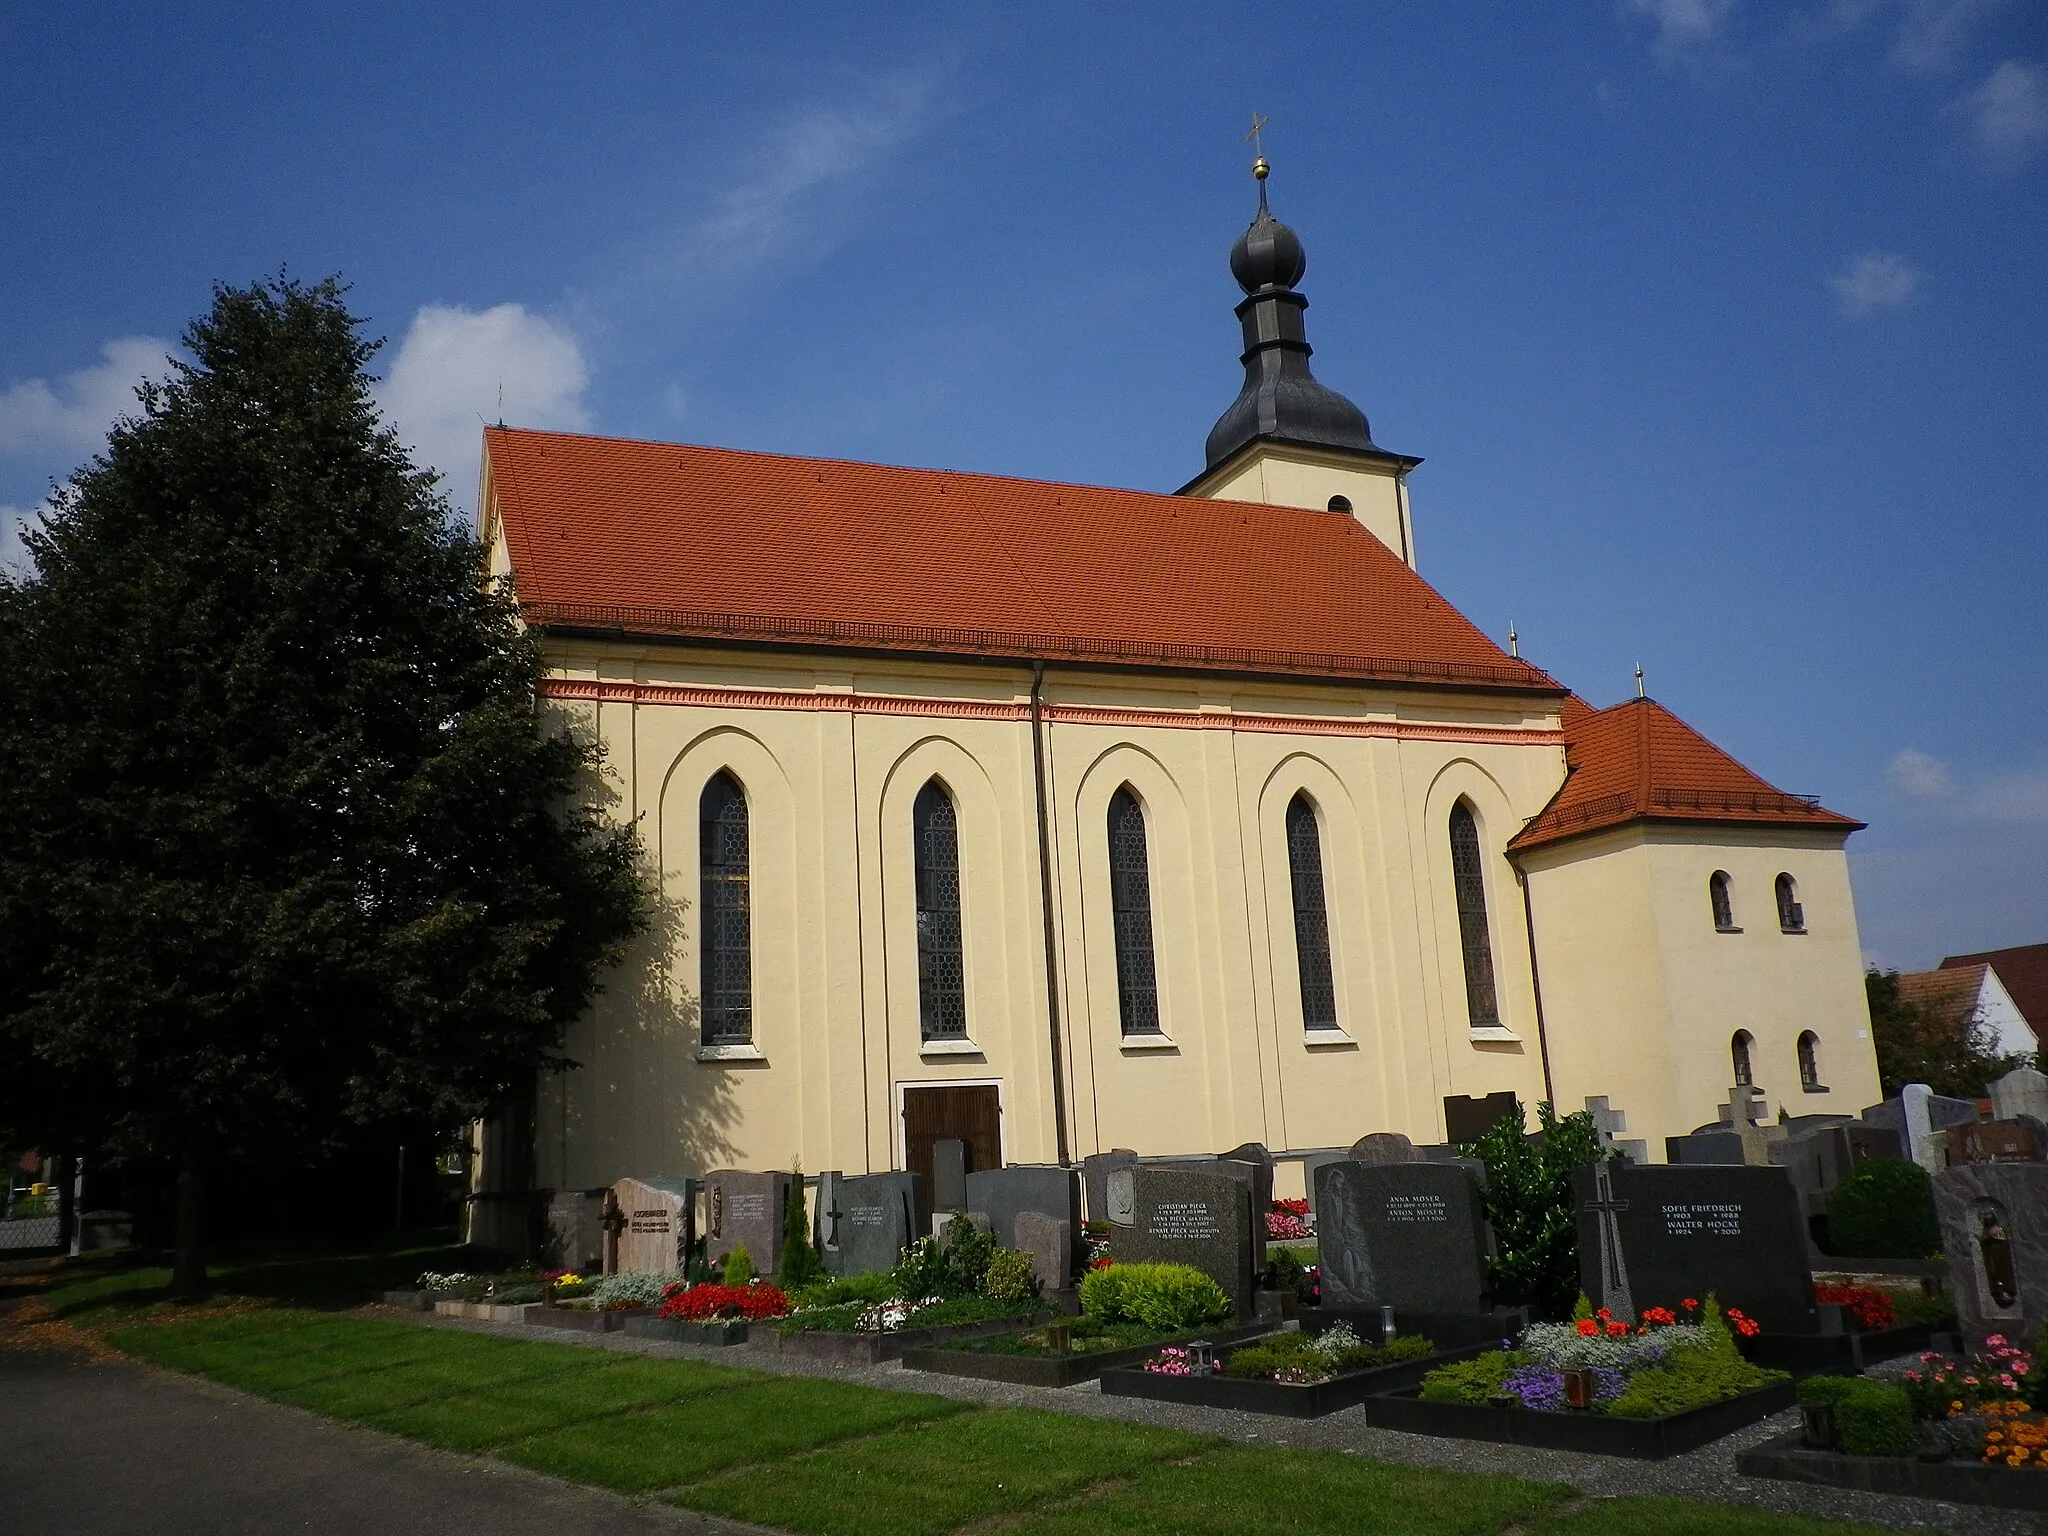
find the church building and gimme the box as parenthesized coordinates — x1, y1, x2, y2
(478, 164, 1881, 1203)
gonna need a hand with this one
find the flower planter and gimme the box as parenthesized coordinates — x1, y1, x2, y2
(522, 1305, 630, 1333)
(622, 1316, 753, 1346)
(1736, 1430, 2048, 1513)
(1297, 1306, 1528, 1352)
(1361, 1378, 1796, 1458)
(760, 1313, 1045, 1366)
(431, 1300, 531, 1323)
(901, 1322, 1276, 1389)
(1742, 1323, 1942, 1377)
(1100, 1340, 1498, 1419)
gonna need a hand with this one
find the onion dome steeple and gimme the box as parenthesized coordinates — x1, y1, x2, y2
(1203, 160, 1378, 469)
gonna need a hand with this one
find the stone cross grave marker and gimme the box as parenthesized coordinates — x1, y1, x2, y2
(1014, 1209, 1072, 1294)
(1315, 1160, 1494, 1315)
(608, 1177, 695, 1275)
(1083, 1149, 1138, 1227)
(1936, 1162, 2048, 1347)
(1574, 1161, 1819, 1334)
(964, 1166, 1081, 1252)
(1584, 1096, 1648, 1165)
(1713, 1085, 1786, 1165)
(1113, 1167, 1254, 1317)
(702, 1169, 792, 1275)
(827, 1171, 919, 1277)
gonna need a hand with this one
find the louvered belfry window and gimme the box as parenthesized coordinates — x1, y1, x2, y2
(699, 771, 753, 1046)
(1448, 802, 1500, 1027)
(1286, 794, 1339, 1031)
(1108, 787, 1161, 1035)
(913, 780, 968, 1042)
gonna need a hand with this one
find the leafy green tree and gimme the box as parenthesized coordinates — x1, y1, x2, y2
(1866, 967, 2024, 1100)
(0, 277, 643, 1294)
(1460, 1101, 1604, 1320)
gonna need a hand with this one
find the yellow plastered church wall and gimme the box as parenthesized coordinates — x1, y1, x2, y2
(1184, 444, 1415, 565)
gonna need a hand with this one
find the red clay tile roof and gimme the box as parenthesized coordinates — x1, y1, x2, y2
(1943, 944, 2048, 1031)
(1508, 695, 1861, 852)
(1897, 966, 1985, 1026)
(481, 427, 1562, 692)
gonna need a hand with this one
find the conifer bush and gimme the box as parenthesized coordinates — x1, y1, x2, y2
(1826, 1157, 1940, 1259)
(776, 1170, 824, 1289)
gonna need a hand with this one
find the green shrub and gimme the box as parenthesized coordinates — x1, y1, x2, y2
(1266, 1247, 1318, 1303)
(1224, 1329, 1432, 1379)
(1459, 1103, 1605, 1319)
(1797, 1374, 1861, 1407)
(723, 1242, 754, 1287)
(1827, 1158, 1940, 1259)
(789, 1271, 895, 1310)
(980, 1247, 1040, 1304)
(894, 1217, 995, 1300)
(1078, 1263, 1229, 1331)
(1419, 1350, 1522, 1404)
(777, 1171, 824, 1290)
(1834, 1381, 1918, 1457)
(1603, 1343, 1786, 1419)
(1078, 1263, 1134, 1321)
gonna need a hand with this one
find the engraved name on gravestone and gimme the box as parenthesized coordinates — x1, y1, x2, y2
(1113, 1167, 1255, 1316)
(702, 1169, 792, 1273)
(609, 1177, 695, 1275)
(1179, 1155, 1270, 1266)
(964, 1166, 1081, 1252)
(1315, 1160, 1494, 1314)
(1935, 1162, 2048, 1348)
(827, 1171, 919, 1277)
(1574, 1162, 1818, 1335)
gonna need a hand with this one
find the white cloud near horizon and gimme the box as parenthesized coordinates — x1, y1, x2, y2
(0, 337, 175, 461)
(1888, 747, 1954, 797)
(1961, 59, 2048, 163)
(375, 304, 591, 517)
(1624, 0, 1739, 61)
(1832, 250, 1921, 314)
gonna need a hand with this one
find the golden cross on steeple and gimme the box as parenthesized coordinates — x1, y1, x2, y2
(1245, 112, 1271, 203)
(1245, 111, 1269, 157)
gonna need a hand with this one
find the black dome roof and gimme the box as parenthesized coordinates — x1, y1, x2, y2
(1229, 209, 1307, 293)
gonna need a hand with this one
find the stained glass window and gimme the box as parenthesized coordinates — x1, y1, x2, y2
(1448, 802, 1499, 1027)
(1286, 794, 1338, 1031)
(1108, 787, 1160, 1035)
(699, 771, 752, 1046)
(913, 780, 967, 1041)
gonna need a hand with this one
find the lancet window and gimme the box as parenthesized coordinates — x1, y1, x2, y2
(1108, 786, 1161, 1036)
(913, 780, 968, 1042)
(1448, 801, 1500, 1027)
(699, 771, 753, 1046)
(1286, 794, 1338, 1032)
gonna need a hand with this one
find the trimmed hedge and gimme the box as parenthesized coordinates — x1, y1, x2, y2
(1826, 1158, 1939, 1260)
(1079, 1263, 1231, 1332)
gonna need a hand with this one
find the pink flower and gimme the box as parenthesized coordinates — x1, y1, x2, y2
(1988, 1335, 2008, 1347)
(1904, 1371, 1921, 1382)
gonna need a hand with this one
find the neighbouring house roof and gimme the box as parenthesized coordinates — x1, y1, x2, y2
(1508, 695, 1862, 853)
(1942, 943, 2048, 1034)
(480, 427, 1562, 693)
(1897, 965, 1987, 1024)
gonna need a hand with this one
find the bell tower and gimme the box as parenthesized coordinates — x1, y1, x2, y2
(1179, 155, 1422, 566)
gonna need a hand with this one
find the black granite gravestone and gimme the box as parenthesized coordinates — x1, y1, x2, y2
(1575, 1161, 1818, 1335)
(1315, 1160, 1493, 1313)
(963, 1165, 1081, 1251)
(823, 1171, 919, 1277)
(1113, 1167, 1255, 1317)
(1178, 1156, 1270, 1266)
(1444, 1092, 1520, 1145)
(701, 1169, 792, 1273)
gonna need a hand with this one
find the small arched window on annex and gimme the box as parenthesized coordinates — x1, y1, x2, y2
(1797, 1031, 1825, 1093)
(1285, 792, 1339, 1033)
(1731, 1029, 1755, 1089)
(1107, 785, 1162, 1036)
(912, 778, 967, 1043)
(1775, 873, 1805, 933)
(699, 770, 753, 1047)
(1447, 799, 1501, 1029)
(1327, 494, 1353, 514)
(1709, 870, 1738, 932)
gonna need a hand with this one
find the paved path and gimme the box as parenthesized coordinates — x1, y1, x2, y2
(0, 1349, 769, 1536)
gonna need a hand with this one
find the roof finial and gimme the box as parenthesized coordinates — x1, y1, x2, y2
(1635, 663, 1645, 699)
(1508, 623, 1519, 659)
(1245, 111, 1270, 210)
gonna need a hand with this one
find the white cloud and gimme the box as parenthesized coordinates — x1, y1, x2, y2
(1961, 59, 2048, 163)
(1893, 0, 2007, 73)
(0, 337, 174, 460)
(1888, 747, 1954, 797)
(1625, 0, 1738, 61)
(1831, 250, 1921, 315)
(0, 502, 43, 576)
(375, 304, 591, 516)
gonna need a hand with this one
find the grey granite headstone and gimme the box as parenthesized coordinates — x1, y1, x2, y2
(931, 1140, 969, 1218)
(1575, 1162, 1819, 1335)
(1936, 1162, 2048, 1349)
(1770, 1124, 1856, 1221)
(702, 1169, 791, 1274)
(964, 1166, 1081, 1251)
(1300, 1152, 1347, 1216)
(1014, 1210, 1071, 1294)
(1179, 1157, 1269, 1265)
(1083, 1149, 1138, 1225)
(823, 1171, 919, 1277)
(1349, 1132, 1424, 1164)
(1315, 1160, 1493, 1314)
(1113, 1167, 1255, 1318)
(546, 1189, 606, 1273)
(1845, 1122, 1905, 1164)
(609, 1177, 695, 1275)
(1993, 1069, 2048, 1126)
(1864, 1091, 1979, 1136)
(1666, 1130, 1747, 1166)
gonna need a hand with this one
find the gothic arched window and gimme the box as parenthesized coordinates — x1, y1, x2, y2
(1731, 1029, 1755, 1088)
(1798, 1031, 1822, 1091)
(1776, 874, 1804, 932)
(913, 779, 967, 1042)
(1108, 786, 1160, 1036)
(1286, 793, 1338, 1032)
(1709, 871, 1735, 931)
(1448, 801, 1500, 1027)
(699, 771, 752, 1046)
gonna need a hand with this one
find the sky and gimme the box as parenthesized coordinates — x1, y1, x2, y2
(1, 1, 2042, 971)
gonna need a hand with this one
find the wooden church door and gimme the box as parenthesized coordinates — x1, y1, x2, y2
(901, 1084, 1002, 1235)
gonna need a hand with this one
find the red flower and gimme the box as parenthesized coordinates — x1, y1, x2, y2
(658, 1281, 789, 1322)
(1596, 1308, 1613, 1321)
(1606, 1320, 1629, 1338)
(1576, 1318, 1599, 1336)
(1681, 1298, 1698, 1311)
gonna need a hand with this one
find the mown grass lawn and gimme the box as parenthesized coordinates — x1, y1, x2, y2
(101, 1306, 1898, 1536)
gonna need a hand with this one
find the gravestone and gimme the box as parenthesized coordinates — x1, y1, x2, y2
(1315, 1160, 1493, 1314)
(1769, 1123, 1858, 1223)
(1181, 1156, 1270, 1265)
(1865, 1088, 1978, 1176)
(1443, 1092, 1520, 1145)
(824, 1171, 919, 1277)
(702, 1169, 792, 1274)
(1575, 1161, 1820, 1335)
(545, 1188, 606, 1273)
(1082, 1149, 1138, 1225)
(1585, 1096, 1649, 1165)
(1712, 1084, 1786, 1165)
(1014, 1210, 1072, 1293)
(931, 1139, 970, 1218)
(1113, 1167, 1255, 1317)
(1935, 1162, 2048, 1348)
(964, 1165, 1081, 1251)
(1992, 1068, 2048, 1126)
(1666, 1129, 1747, 1166)
(1948, 1122, 2043, 1166)
(608, 1177, 695, 1275)
(1300, 1152, 1347, 1216)
(1845, 1121, 1905, 1165)
(1349, 1132, 1424, 1165)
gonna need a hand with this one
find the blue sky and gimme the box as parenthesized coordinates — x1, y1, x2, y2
(2, 2, 2042, 969)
